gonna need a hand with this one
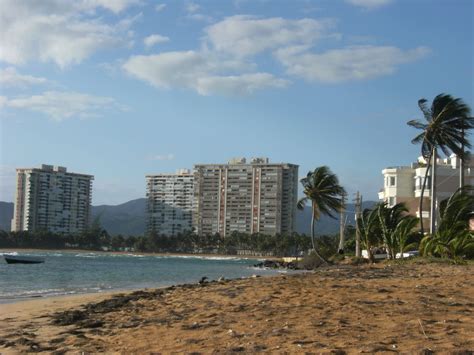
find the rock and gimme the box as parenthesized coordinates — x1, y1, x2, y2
(198, 276, 208, 284)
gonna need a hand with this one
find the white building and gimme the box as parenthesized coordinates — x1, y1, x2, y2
(379, 154, 474, 222)
(11, 164, 94, 234)
(146, 169, 194, 236)
(193, 158, 298, 236)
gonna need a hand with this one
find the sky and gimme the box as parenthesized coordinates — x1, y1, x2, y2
(0, 0, 473, 205)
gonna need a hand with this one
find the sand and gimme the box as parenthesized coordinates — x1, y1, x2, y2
(0, 261, 473, 353)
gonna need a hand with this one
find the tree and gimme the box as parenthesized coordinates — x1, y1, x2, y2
(393, 215, 420, 258)
(420, 186, 474, 259)
(377, 203, 407, 259)
(358, 207, 381, 263)
(408, 94, 473, 235)
(297, 166, 346, 264)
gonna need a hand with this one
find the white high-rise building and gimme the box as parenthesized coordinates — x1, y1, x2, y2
(193, 158, 299, 236)
(146, 169, 194, 236)
(11, 164, 94, 234)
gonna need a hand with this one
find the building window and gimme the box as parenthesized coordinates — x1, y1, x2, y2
(389, 176, 396, 187)
(388, 196, 395, 206)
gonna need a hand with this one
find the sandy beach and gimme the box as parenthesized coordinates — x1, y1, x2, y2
(1, 261, 473, 353)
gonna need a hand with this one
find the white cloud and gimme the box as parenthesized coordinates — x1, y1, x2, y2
(149, 154, 175, 161)
(80, 0, 142, 13)
(0, 0, 139, 68)
(184, 2, 212, 22)
(143, 34, 170, 48)
(123, 14, 428, 95)
(123, 51, 285, 96)
(196, 73, 288, 96)
(187, 13, 214, 23)
(1, 91, 124, 121)
(185, 2, 200, 13)
(346, 0, 393, 9)
(204, 15, 337, 57)
(275, 45, 430, 83)
(0, 67, 48, 88)
(155, 3, 166, 12)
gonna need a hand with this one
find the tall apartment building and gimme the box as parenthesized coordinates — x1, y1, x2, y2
(378, 154, 474, 222)
(193, 158, 298, 236)
(11, 164, 94, 234)
(146, 169, 194, 236)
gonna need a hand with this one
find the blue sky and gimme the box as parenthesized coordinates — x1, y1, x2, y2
(0, 0, 472, 205)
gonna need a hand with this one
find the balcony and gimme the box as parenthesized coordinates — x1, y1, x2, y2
(378, 189, 385, 200)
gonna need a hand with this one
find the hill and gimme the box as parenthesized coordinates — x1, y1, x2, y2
(0, 202, 14, 231)
(91, 198, 146, 236)
(0, 199, 377, 236)
(295, 201, 376, 236)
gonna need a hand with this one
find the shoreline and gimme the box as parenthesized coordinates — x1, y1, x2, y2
(1, 262, 472, 353)
(0, 248, 278, 260)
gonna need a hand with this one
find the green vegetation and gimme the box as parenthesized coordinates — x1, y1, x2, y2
(420, 186, 474, 260)
(0, 227, 313, 257)
(297, 166, 346, 264)
(356, 202, 421, 262)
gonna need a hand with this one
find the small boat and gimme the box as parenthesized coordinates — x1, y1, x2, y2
(4, 255, 45, 264)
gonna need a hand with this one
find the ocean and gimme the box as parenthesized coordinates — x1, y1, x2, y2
(0, 250, 286, 303)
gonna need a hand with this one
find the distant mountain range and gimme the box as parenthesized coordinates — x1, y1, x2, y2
(0, 199, 376, 236)
(0, 202, 14, 232)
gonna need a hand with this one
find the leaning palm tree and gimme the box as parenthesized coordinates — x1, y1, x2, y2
(357, 206, 382, 263)
(297, 166, 346, 263)
(420, 186, 474, 259)
(407, 94, 473, 235)
(377, 202, 410, 259)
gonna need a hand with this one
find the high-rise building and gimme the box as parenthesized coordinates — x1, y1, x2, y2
(11, 164, 94, 234)
(146, 169, 194, 236)
(378, 154, 474, 224)
(193, 158, 298, 236)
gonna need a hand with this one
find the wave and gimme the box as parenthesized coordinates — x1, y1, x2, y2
(153, 255, 261, 262)
(0, 285, 114, 300)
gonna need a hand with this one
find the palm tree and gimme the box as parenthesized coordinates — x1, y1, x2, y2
(393, 215, 420, 258)
(358, 206, 381, 263)
(407, 93, 473, 235)
(377, 202, 409, 259)
(420, 186, 474, 259)
(297, 166, 346, 263)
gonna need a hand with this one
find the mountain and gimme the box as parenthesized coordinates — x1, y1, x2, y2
(0, 199, 147, 235)
(295, 201, 376, 236)
(91, 198, 146, 236)
(0, 202, 14, 231)
(0, 199, 377, 236)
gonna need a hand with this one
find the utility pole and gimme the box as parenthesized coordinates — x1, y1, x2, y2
(338, 192, 346, 254)
(460, 127, 465, 188)
(354, 191, 362, 258)
(430, 149, 437, 235)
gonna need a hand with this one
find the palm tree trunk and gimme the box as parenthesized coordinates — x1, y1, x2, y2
(430, 148, 437, 235)
(311, 203, 328, 265)
(418, 150, 433, 235)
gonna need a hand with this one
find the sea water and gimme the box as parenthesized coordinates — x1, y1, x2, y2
(0, 251, 285, 303)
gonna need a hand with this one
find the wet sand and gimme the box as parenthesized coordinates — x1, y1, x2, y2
(0, 262, 472, 353)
